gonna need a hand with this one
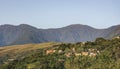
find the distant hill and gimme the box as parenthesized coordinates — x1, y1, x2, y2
(0, 24, 120, 46)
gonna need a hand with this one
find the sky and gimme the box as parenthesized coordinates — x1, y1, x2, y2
(0, 0, 120, 29)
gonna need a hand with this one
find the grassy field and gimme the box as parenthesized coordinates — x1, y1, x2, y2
(0, 42, 60, 62)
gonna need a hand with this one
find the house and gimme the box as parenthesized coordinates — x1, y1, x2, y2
(65, 52, 73, 57)
(8, 59, 15, 61)
(74, 53, 81, 56)
(81, 52, 89, 56)
(58, 59, 65, 62)
(58, 50, 63, 53)
(72, 48, 76, 52)
(89, 52, 97, 57)
(88, 49, 96, 52)
(46, 50, 56, 55)
(81, 42, 85, 46)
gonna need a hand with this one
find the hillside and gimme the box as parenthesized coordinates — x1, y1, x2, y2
(0, 42, 60, 64)
(0, 24, 120, 46)
(0, 37, 120, 69)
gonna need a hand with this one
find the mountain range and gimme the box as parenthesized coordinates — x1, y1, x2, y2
(0, 24, 120, 46)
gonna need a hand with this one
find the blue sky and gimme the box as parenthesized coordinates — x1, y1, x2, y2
(0, 0, 120, 29)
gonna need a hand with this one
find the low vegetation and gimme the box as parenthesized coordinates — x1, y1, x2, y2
(0, 36, 120, 69)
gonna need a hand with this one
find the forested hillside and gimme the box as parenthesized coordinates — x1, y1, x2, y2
(0, 36, 120, 69)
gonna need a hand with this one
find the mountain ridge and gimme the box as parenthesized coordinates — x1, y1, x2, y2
(0, 24, 120, 46)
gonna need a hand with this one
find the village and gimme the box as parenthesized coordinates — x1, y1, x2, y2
(46, 44, 100, 58)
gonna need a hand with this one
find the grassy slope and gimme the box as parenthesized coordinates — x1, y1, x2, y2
(0, 42, 60, 63)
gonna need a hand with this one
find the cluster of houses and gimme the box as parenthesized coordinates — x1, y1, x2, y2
(46, 47, 100, 57)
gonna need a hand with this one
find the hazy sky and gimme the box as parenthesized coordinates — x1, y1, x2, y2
(0, 0, 120, 29)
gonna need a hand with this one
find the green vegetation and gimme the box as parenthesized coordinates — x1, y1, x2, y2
(0, 37, 120, 69)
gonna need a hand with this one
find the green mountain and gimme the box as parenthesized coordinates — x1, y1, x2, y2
(0, 37, 120, 69)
